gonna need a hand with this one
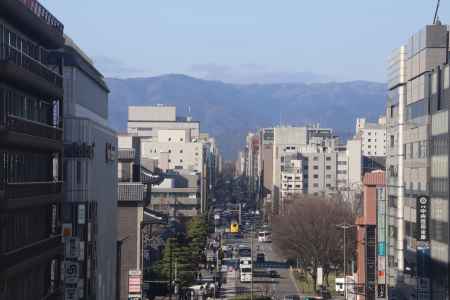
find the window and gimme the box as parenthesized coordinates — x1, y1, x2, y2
(313, 156, 318, 161)
(180, 138, 184, 142)
(368, 139, 371, 142)
(180, 159, 183, 163)
(390, 135, 395, 147)
(313, 175, 318, 179)
(168, 137, 172, 141)
(326, 157, 331, 161)
(180, 150, 183, 153)
(168, 149, 172, 153)
(313, 165, 319, 170)
(313, 183, 319, 188)
(326, 174, 332, 179)
(326, 166, 331, 170)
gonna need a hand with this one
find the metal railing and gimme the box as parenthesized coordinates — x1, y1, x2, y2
(3, 114, 62, 140)
(0, 43, 63, 88)
(118, 182, 145, 202)
(118, 148, 136, 160)
(18, 0, 64, 33)
(4, 181, 62, 199)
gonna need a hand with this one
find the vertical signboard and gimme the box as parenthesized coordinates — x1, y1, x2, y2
(416, 196, 430, 241)
(128, 270, 142, 300)
(416, 195, 431, 299)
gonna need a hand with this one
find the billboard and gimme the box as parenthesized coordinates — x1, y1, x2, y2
(416, 195, 430, 241)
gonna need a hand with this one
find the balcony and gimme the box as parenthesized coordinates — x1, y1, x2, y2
(0, 181, 63, 210)
(0, 0, 64, 48)
(118, 148, 136, 160)
(0, 235, 62, 276)
(0, 114, 63, 151)
(118, 182, 145, 203)
(0, 43, 63, 97)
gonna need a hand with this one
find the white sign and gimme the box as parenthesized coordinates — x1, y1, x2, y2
(64, 261, 79, 285)
(78, 204, 86, 224)
(317, 267, 323, 287)
(128, 269, 142, 296)
(65, 237, 80, 259)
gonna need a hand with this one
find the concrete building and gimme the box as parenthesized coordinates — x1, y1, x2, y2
(279, 152, 308, 211)
(116, 134, 166, 300)
(245, 132, 261, 202)
(60, 36, 117, 300)
(386, 24, 450, 299)
(150, 171, 202, 218)
(125, 106, 213, 216)
(355, 117, 387, 157)
(0, 2, 65, 299)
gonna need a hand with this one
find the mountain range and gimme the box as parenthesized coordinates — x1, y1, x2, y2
(106, 74, 387, 159)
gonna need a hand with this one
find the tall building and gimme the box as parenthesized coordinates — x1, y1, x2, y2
(0, 1, 65, 299)
(386, 24, 450, 299)
(59, 36, 117, 299)
(355, 117, 387, 157)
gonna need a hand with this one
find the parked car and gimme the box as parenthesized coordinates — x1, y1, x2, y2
(268, 270, 279, 278)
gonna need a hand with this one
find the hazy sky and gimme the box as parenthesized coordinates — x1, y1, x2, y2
(41, 0, 449, 83)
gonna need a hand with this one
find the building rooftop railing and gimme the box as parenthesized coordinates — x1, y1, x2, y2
(0, 43, 63, 88)
(18, 0, 64, 33)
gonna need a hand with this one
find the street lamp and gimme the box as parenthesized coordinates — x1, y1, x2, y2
(336, 223, 356, 300)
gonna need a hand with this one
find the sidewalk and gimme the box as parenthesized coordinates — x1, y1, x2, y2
(217, 268, 238, 299)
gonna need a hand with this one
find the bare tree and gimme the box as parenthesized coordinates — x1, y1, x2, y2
(272, 194, 355, 290)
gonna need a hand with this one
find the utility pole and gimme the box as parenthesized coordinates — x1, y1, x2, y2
(336, 224, 356, 300)
(169, 241, 173, 300)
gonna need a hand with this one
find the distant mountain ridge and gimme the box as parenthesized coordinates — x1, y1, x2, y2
(106, 74, 387, 159)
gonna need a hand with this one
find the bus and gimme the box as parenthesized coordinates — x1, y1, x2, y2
(258, 231, 271, 243)
(230, 220, 239, 233)
(240, 257, 252, 283)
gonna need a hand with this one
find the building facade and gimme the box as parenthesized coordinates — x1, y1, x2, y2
(60, 37, 117, 299)
(0, 1, 65, 299)
(386, 24, 450, 299)
(355, 117, 387, 157)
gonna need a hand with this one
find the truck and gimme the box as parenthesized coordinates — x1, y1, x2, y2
(239, 257, 252, 283)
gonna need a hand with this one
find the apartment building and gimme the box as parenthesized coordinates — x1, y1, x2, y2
(0, 1, 65, 299)
(355, 117, 387, 157)
(59, 37, 117, 299)
(279, 152, 307, 211)
(386, 24, 449, 299)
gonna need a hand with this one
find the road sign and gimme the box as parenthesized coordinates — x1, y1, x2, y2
(128, 269, 142, 297)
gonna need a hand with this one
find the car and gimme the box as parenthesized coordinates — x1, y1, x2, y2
(256, 253, 265, 263)
(268, 270, 279, 278)
(283, 295, 300, 300)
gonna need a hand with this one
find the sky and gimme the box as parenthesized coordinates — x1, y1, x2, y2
(41, 0, 450, 83)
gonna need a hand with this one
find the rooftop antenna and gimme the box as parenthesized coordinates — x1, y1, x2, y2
(433, 0, 441, 24)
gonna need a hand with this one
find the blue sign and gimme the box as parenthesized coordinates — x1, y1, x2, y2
(378, 242, 385, 256)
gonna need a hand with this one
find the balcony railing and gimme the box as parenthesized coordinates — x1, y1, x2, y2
(118, 182, 144, 202)
(4, 181, 63, 199)
(118, 148, 136, 160)
(2, 114, 62, 140)
(0, 43, 63, 88)
(18, 0, 64, 33)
